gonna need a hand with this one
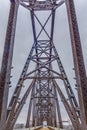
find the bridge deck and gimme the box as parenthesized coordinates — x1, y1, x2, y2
(14, 126, 68, 130)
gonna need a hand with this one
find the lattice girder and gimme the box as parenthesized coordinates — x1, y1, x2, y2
(0, 0, 87, 130)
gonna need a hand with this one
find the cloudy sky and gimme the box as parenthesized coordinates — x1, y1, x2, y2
(0, 0, 87, 125)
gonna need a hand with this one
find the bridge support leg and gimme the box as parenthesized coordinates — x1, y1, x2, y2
(0, 1, 18, 130)
(66, 0, 87, 129)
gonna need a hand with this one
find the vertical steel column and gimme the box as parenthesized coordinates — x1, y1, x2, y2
(32, 102, 35, 127)
(26, 85, 35, 128)
(66, 0, 87, 129)
(5, 80, 35, 130)
(32, 101, 35, 127)
(0, 1, 18, 130)
(53, 80, 82, 130)
(26, 99, 32, 128)
(54, 87, 63, 128)
(52, 98, 57, 127)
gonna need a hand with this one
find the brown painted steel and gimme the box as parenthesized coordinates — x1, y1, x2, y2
(53, 80, 82, 130)
(26, 86, 35, 128)
(0, 2, 18, 130)
(66, 0, 87, 129)
(54, 87, 63, 128)
(1, 0, 86, 130)
(5, 80, 35, 130)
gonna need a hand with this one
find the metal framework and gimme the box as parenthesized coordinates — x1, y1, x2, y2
(0, 0, 87, 130)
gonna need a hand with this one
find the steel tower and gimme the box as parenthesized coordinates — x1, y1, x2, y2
(0, 0, 87, 130)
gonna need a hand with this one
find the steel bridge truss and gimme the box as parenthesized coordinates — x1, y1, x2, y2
(0, 0, 87, 130)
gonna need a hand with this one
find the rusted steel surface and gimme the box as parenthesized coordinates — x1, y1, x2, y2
(54, 87, 63, 128)
(26, 87, 35, 128)
(0, 1, 18, 130)
(5, 80, 35, 130)
(0, 0, 86, 130)
(53, 80, 82, 130)
(66, 0, 87, 129)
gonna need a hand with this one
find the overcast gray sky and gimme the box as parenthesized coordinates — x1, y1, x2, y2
(0, 0, 87, 124)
